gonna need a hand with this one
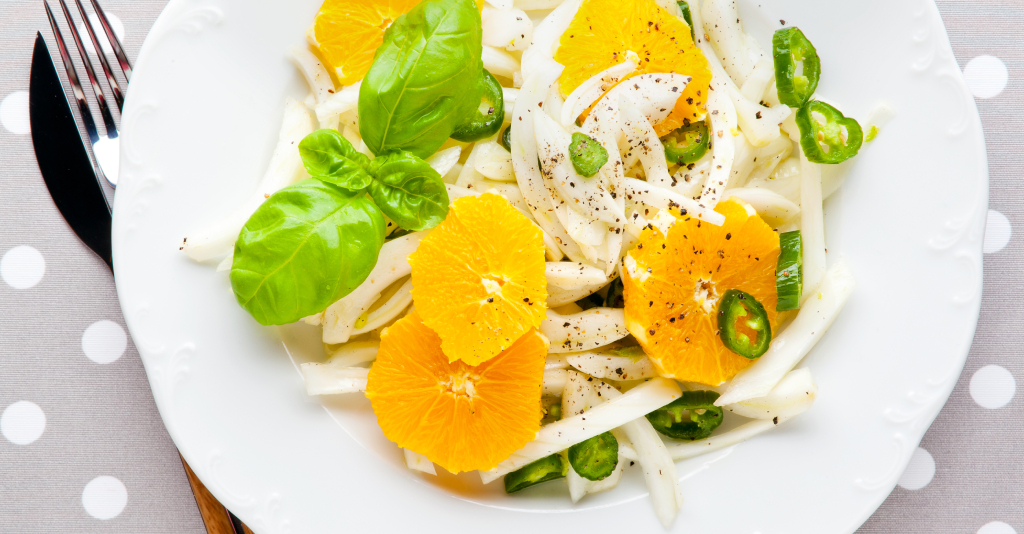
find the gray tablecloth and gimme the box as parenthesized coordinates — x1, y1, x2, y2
(0, 1, 1019, 532)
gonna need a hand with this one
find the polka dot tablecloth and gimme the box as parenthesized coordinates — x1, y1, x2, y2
(0, 1, 1020, 533)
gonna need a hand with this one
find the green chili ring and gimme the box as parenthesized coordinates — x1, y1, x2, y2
(772, 27, 821, 108)
(646, 390, 724, 440)
(662, 120, 710, 165)
(795, 100, 863, 164)
(504, 454, 567, 493)
(568, 432, 619, 481)
(451, 69, 505, 142)
(717, 289, 772, 359)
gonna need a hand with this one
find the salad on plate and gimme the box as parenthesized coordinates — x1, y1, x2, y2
(179, 0, 883, 525)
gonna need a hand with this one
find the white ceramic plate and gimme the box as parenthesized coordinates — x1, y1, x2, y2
(113, 0, 987, 532)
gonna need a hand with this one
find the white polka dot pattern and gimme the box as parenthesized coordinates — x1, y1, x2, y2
(970, 365, 1016, 410)
(1, 245, 46, 289)
(81, 320, 128, 364)
(1, 401, 46, 445)
(897, 447, 935, 491)
(82, 476, 128, 520)
(0, 90, 30, 134)
(979, 522, 1018, 534)
(984, 210, 1012, 253)
(964, 55, 1009, 99)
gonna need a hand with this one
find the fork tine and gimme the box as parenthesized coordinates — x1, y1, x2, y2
(43, 1, 112, 212)
(54, 0, 118, 140)
(72, 0, 124, 112)
(88, 0, 132, 81)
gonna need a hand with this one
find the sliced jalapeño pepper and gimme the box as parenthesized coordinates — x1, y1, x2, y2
(776, 230, 802, 311)
(451, 69, 505, 142)
(646, 390, 724, 440)
(717, 289, 772, 359)
(662, 120, 709, 165)
(504, 454, 567, 493)
(568, 432, 619, 481)
(569, 133, 608, 177)
(677, 1, 695, 42)
(772, 27, 820, 107)
(795, 100, 863, 164)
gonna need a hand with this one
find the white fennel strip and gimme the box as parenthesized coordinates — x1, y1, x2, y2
(716, 260, 855, 405)
(482, 44, 521, 79)
(480, 378, 681, 483)
(404, 449, 437, 475)
(622, 178, 725, 226)
(181, 98, 314, 261)
(700, 0, 760, 86)
(724, 188, 800, 228)
(511, 62, 588, 262)
(534, 112, 620, 224)
(563, 375, 625, 503)
(617, 96, 673, 188)
(314, 81, 360, 127)
(566, 350, 657, 381)
(561, 59, 637, 127)
(595, 381, 683, 527)
(697, 70, 737, 211)
(426, 146, 463, 177)
(725, 368, 818, 420)
(545, 353, 571, 370)
(288, 45, 334, 104)
(545, 262, 609, 307)
(481, 7, 533, 52)
(542, 307, 630, 353)
(300, 365, 368, 395)
(349, 277, 413, 336)
(324, 340, 379, 368)
(800, 154, 827, 298)
(666, 416, 793, 461)
(542, 368, 569, 396)
(319, 232, 425, 344)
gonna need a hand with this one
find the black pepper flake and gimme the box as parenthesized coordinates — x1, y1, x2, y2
(487, 297, 494, 303)
(725, 233, 732, 240)
(649, 329, 656, 336)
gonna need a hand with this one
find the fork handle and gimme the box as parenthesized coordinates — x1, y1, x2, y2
(180, 455, 252, 534)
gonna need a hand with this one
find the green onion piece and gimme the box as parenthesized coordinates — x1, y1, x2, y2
(795, 100, 863, 164)
(568, 432, 619, 481)
(504, 454, 567, 493)
(662, 120, 709, 165)
(500, 125, 512, 152)
(772, 27, 821, 107)
(776, 230, 802, 311)
(451, 69, 505, 142)
(646, 390, 724, 440)
(569, 132, 608, 177)
(677, 1, 695, 41)
(717, 289, 772, 359)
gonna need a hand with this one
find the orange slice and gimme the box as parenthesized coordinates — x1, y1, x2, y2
(410, 193, 548, 366)
(554, 0, 711, 135)
(623, 200, 780, 386)
(366, 312, 548, 473)
(308, 0, 421, 86)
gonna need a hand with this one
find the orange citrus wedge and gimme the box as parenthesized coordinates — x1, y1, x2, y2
(366, 312, 548, 473)
(307, 0, 421, 86)
(623, 200, 780, 386)
(554, 0, 711, 135)
(409, 193, 548, 366)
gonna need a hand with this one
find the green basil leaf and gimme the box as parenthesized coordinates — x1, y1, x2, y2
(298, 129, 374, 192)
(367, 151, 450, 231)
(231, 179, 386, 325)
(358, 0, 483, 159)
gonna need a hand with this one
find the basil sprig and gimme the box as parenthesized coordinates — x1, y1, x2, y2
(358, 0, 484, 158)
(232, 129, 449, 326)
(230, 180, 387, 326)
(299, 129, 449, 230)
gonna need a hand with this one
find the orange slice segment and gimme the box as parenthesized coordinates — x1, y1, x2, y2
(623, 200, 780, 386)
(367, 312, 548, 473)
(410, 193, 548, 366)
(554, 0, 711, 135)
(308, 0, 421, 86)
